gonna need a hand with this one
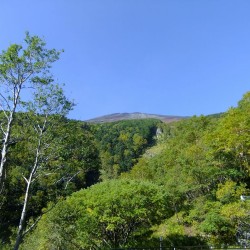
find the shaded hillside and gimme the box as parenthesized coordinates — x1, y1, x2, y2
(86, 112, 187, 123)
(90, 118, 161, 179)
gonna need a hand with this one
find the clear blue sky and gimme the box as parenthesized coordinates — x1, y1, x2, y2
(1, 0, 250, 120)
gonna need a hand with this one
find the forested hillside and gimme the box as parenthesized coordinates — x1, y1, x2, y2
(121, 91, 250, 247)
(0, 91, 244, 250)
(0, 117, 100, 245)
(0, 114, 161, 249)
(0, 34, 165, 249)
(91, 119, 161, 179)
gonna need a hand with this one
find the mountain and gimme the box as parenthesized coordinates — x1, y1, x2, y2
(85, 112, 188, 123)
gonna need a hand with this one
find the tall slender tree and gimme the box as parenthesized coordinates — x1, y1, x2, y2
(14, 83, 73, 250)
(0, 33, 74, 249)
(0, 32, 62, 189)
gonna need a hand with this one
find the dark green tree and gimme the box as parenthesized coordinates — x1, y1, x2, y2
(0, 116, 101, 248)
(92, 119, 160, 179)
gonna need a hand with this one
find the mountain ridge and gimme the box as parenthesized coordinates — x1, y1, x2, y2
(85, 112, 188, 123)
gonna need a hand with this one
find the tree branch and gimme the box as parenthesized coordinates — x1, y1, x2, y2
(64, 170, 81, 189)
(22, 175, 29, 184)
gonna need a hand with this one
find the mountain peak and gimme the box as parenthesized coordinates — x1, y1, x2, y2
(86, 112, 187, 123)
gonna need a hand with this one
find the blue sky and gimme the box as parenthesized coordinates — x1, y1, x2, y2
(1, 0, 250, 120)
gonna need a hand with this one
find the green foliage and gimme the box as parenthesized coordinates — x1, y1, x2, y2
(206, 92, 250, 181)
(91, 119, 161, 179)
(0, 60, 249, 250)
(216, 180, 246, 204)
(122, 92, 250, 247)
(21, 179, 171, 249)
(0, 32, 62, 111)
(0, 116, 101, 245)
(0, 33, 72, 249)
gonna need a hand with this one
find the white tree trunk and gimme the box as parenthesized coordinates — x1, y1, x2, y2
(0, 84, 22, 189)
(14, 121, 44, 250)
(0, 113, 13, 187)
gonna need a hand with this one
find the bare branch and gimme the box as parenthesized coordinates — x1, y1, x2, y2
(22, 202, 57, 238)
(22, 175, 29, 184)
(64, 170, 81, 189)
(0, 124, 7, 136)
(0, 92, 12, 112)
(22, 215, 42, 237)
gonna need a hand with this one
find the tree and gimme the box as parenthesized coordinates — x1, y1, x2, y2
(0, 33, 75, 250)
(20, 179, 171, 249)
(54, 120, 101, 191)
(13, 83, 73, 250)
(0, 32, 62, 189)
(0, 116, 101, 247)
(91, 119, 160, 179)
(206, 91, 250, 181)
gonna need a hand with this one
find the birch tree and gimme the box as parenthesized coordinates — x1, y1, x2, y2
(14, 83, 73, 250)
(0, 32, 62, 189)
(0, 33, 74, 249)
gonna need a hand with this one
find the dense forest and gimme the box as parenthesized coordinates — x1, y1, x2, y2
(0, 34, 250, 249)
(0, 90, 249, 249)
